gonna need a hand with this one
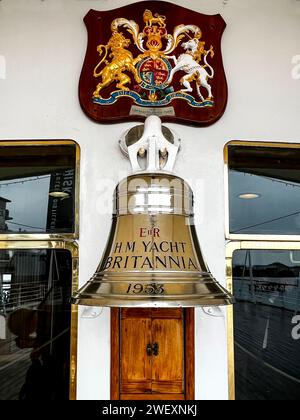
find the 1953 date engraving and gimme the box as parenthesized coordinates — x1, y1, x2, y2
(126, 283, 165, 295)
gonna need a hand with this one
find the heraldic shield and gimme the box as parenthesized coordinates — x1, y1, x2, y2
(79, 1, 228, 126)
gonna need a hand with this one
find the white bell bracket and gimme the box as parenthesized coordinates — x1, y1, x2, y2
(201, 306, 225, 318)
(119, 115, 181, 173)
(81, 306, 103, 319)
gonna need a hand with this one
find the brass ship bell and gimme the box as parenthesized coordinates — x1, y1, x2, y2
(72, 116, 233, 307)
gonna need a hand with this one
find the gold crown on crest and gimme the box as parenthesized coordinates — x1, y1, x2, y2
(143, 10, 167, 52)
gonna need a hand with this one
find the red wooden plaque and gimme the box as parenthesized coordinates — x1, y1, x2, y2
(79, 1, 228, 126)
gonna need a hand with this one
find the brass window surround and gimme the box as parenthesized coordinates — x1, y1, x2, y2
(0, 240, 79, 400)
(0, 138, 80, 400)
(224, 140, 300, 242)
(226, 240, 300, 401)
(224, 141, 300, 400)
(0, 140, 80, 241)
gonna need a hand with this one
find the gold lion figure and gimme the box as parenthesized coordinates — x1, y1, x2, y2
(143, 9, 166, 28)
(93, 31, 142, 98)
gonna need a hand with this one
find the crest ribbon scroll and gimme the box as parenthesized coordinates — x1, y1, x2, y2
(79, 1, 228, 127)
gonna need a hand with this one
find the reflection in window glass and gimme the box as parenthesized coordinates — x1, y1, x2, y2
(0, 249, 72, 400)
(0, 144, 76, 234)
(232, 249, 300, 400)
(228, 145, 300, 235)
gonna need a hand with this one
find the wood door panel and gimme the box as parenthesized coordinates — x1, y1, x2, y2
(113, 308, 195, 400)
(152, 318, 184, 390)
(121, 317, 152, 393)
(151, 308, 182, 319)
(121, 381, 152, 394)
(121, 308, 152, 319)
(152, 380, 183, 394)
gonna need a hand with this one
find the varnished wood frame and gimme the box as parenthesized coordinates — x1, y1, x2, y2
(110, 308, 195, 400)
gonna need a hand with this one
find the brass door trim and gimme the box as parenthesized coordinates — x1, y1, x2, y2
(226, 240, 300, 401)
(0, 139, 80, 241)
(224, 140, 300, 242)
(0, 240, 79, 401)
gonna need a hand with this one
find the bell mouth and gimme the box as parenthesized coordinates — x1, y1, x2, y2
(71, 271, 234, 308)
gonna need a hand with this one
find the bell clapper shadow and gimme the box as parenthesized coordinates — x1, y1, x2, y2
(72, 115, 233, 308)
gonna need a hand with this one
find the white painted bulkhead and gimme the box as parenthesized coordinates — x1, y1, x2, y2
(0, 0, 299, 400)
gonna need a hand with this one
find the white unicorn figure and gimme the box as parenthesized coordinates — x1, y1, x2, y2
(167, 38, 214, 102)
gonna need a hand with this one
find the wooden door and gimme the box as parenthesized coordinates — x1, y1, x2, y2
(151, 309, 184, 395)
(111, 308, 194, 400)
(121, 309, 152, 394)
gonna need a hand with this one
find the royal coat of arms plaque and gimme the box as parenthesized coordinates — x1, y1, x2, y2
(79, 1, 228, 126)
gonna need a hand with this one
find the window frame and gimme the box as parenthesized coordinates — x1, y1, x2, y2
(226, 240, 300, 401)
(0, 240, 78, 400)
(0, 140, 80, 241)
(224, 140, 300, 241)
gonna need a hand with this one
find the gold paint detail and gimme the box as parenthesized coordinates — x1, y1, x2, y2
(92, 9, 215, 105)
(93, 32, 142, 97)
(143, 10, 166, 28)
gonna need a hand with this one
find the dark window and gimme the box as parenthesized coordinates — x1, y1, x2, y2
(0, 249, 73, 400)
(228, 145, 300, 235)
(232, 249, 300, 400)
(0, 144, 77, 234)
